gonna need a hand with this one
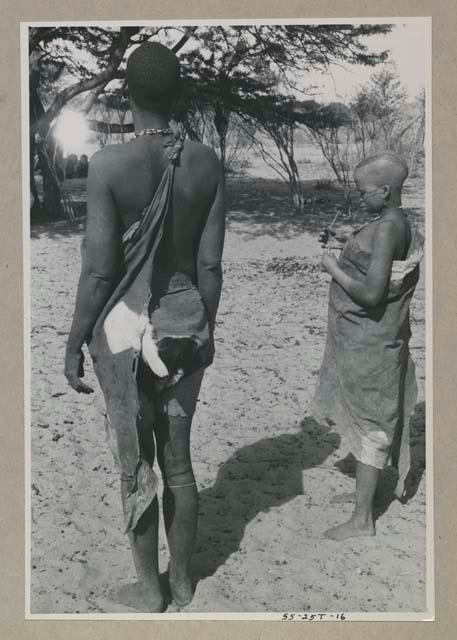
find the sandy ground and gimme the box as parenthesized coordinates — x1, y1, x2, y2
(29, 175, 426, 615)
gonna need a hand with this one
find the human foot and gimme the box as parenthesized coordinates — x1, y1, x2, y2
(169, 568, 195, 607)
(110, 581, 166, 612)
(329, 491, 356, 504)
(324, 516, 375, 541)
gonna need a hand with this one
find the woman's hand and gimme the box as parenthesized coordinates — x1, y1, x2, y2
(318, 228, 331, 248)
(319, 228, 344, 251)
(155, 368, 185, 391)
(321, 249, 339, 275)
(64, 348, 94, 394)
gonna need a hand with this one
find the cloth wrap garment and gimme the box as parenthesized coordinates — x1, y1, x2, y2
(88, 135, 213, 533)
(313, 217, 424, 499)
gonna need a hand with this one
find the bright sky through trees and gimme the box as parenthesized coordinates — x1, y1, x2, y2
(302, 23, 427, 102)
(50, 22, 427, 158)
(54, 109, 90, 156)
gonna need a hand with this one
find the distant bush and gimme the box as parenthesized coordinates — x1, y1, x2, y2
(314, 178, 334, 190)
(225, 158, 252, 176)
(64, 154, 89, 179)
(77, 154, 89, 178)
(65, 154, 79, 179)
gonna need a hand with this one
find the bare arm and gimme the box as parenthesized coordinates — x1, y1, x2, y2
(333, 232, 349, 245)
(319, 228, 347, 250)
(196, 168, 225, 331)
(322, 221, 400, 308)
(65, 153, 122, 392)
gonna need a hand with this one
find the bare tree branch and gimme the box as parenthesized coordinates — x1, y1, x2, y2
(37, 44, 90, 78)
(82, 80, 111, 115)
(172, 26, 198, 53)
(31, 27, 139, 135)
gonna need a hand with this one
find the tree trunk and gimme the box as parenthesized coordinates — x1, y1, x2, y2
(289, 167, 304, 212)
(219, 133, 227, 171)
(37, 139, 64, 219)
(409, 116, 425, 177)
(214, 107, 229, 173)
(291, 179, 304, 212)
(30, 135, 42, 219)
(344, 186, 353, 221)
(286, 148, 305, 212)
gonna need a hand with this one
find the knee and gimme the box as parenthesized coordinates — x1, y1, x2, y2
(157, 416, 194, 482)
(161, 448, 193, 481)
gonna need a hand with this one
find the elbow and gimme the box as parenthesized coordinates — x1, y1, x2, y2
(361, 290, 384, 308)
(198, 260, 223, 277)
(85, 267, 118, 285)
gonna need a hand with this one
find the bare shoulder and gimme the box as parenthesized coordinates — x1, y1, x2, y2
(183, 140, 219, 163)
(372, 211, 408, 258)
(88, 144, 127, 185)
(182, 140, 221, 177)
(377, 211, 407, 238)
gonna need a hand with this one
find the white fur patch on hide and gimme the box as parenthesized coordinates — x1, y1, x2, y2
(103, 301, 169, 378)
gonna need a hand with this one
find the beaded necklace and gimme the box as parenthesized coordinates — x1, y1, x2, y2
(134, 127, 173, 138)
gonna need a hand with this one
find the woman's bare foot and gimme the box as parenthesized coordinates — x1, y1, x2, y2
(329, 491, 356, 504)
(110, 581, 166, 612)
(324, 516, 375, 541)
(169, 567, 194, 608)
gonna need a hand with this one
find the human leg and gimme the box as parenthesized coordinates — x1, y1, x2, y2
(115, 384, 164, 611)
(154, 370, 204, 606)
(117, 482, 164, 611)
(329, 491, 356, 504)
(324, 460, 377, 540)
(155, 412, 197, 606)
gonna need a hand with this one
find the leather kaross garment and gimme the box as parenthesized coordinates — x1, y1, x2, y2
(88, 135, 213, 532)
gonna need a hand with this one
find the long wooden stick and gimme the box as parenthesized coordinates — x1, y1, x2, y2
(327, 209, 340, 231)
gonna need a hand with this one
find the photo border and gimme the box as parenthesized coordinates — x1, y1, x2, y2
(21, 16, 433, 622)
(3, 2, 456, 638)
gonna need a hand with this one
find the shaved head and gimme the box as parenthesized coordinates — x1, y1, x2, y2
(355, 151, 409, 191)
(126, 42, 180, 112)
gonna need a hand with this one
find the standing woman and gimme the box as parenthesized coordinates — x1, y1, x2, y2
(65, 42, 225, 611)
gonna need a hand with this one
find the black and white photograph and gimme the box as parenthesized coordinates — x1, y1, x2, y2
(23, 18, 432, 619)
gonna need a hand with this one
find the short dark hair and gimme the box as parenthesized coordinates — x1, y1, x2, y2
(355, 151, 409, 190)
(126, 42, 180, 112)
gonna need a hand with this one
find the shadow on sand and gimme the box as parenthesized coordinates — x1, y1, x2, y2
(193, 416, 340, 580)
(194, 402, 425, 581)
(30, 177, 358, 242)
(226, 177, 357, 241)
(30, 212, 86, 240)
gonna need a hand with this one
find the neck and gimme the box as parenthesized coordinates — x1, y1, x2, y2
(132, 109, 170, 132)
(382, 193, 402, 211)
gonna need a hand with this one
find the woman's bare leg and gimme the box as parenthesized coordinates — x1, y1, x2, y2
(324, 461, 377, 540)
(156, 413, 197, 607)
(116, 485, 164, 611)
(113, 386, 164, 611)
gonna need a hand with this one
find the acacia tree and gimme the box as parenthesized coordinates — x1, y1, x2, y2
(306, 71, 426, 214)
(407, 89, 425, 176)
(29, 26, 196, 218)
(30, 27, 135, 217)
(305, 102, 355, 214)
(234, 98, 314, 210)
(349, 67, 426, 167)
(30, 23, 393, 218)
(176, 25, 392, 171)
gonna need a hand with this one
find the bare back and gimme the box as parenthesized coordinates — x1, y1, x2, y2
(100, 136, 220, 278)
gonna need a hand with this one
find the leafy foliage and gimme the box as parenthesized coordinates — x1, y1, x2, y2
(29, 23, 393, 217)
